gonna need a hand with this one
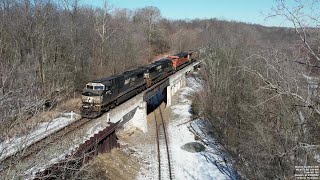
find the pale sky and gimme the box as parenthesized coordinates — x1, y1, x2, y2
(81, 0, 293, 27)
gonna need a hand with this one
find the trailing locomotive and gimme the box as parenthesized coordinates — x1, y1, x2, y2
(168, 52, 192, 70)
(81, 51, 194, 118)
(144, 58, 173, 87)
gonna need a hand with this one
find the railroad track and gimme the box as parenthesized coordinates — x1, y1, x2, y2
(153, 105, 173, 180)
(0, 117, 91, 174)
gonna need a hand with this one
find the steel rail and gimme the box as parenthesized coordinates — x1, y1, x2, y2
(153, 99, 172, 180)
(158, 106, 172, 180)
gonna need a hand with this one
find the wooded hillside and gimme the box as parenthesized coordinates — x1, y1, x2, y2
(1, 0, 319, 179)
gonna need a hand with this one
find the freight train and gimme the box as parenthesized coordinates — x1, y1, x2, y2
(81, 51, 195, 118)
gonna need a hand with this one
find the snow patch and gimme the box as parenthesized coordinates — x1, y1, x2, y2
(168, 76, 239, 180)
(24, 119, 110, 179)
(0, 112, 81, 162)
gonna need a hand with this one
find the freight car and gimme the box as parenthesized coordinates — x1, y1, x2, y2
(81, 51, 194, 118)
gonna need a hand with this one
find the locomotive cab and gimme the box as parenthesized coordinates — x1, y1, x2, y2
(82, 83, 105, 103)
(81, 75, 123, 118)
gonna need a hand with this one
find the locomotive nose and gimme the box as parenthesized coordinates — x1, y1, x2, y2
(144, 72, 150, 78)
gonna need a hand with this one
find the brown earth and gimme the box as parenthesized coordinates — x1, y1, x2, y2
(78, 148, 142, 180)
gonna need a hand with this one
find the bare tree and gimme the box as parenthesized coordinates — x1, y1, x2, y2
(269, 0, 320, 62)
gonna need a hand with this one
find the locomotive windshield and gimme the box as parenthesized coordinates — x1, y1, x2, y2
(86, 85, 94, 89)
(94, 86, 104, 90)
(86, 83, 105, 90)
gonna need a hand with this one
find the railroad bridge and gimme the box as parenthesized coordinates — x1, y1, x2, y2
(46, 61, 200, 177)
(2, 61, 201, 179)
(110, 60, 201, 132)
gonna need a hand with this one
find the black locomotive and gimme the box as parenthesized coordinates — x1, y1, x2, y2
(81, 52, 193, 118)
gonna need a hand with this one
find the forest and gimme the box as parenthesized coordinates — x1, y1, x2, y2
(0, 0, 319, 179)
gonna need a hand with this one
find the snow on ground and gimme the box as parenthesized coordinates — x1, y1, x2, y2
(126, 117, 159, 180)
(25, 118, 110, 179)
(168, 76, 239, 180)
(7, 93, 144, 179)
(132, 138, 158, 180)
(0, 112, 81, 162)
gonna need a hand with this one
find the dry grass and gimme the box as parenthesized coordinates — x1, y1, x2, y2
(56, 98, 82, 113)
(79, 148, 141, 180)
(5, 98, 82, 139)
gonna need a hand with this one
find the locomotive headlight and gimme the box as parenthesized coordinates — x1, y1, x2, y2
(88, 97, 93, 103)
(144, 72, 150, 78)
